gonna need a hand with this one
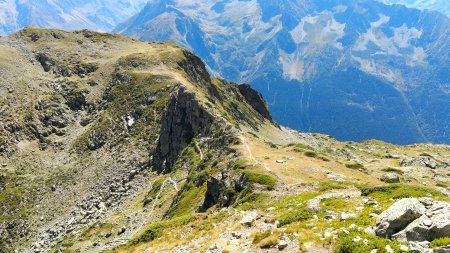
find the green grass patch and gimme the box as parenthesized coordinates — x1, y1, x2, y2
(321, 198, 351, 212)
(278, 208, 315, 227)
(144, 177, 165, 206)
(166, 184, 206, 218)
(360, 184, 447, 202)
(242, 171, 277, 189)
(193, 211, 231, 231)
(235, 192, 270, 211)
(430, 238, 450, 248)
(128, 214, 195, 246)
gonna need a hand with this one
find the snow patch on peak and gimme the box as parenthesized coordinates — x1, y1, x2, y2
(392, 24, 422, 49)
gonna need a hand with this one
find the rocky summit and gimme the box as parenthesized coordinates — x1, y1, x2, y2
(1, 27, 450, 253)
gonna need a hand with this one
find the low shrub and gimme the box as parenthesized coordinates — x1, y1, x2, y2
(304, 151, 318, 158)
(252, 229, 281, 249)
(345, 163, 364, 170)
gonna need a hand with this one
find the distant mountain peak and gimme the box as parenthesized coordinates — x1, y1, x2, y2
(0, 0, 148, 35)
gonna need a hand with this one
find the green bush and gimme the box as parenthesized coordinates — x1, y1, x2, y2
(278, 208, 314, 227)
(430, 238, 450, 248)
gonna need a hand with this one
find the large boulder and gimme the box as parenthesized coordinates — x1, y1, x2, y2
(375, 198, 426, 238)
(392, 200, 450, 242)
(380, 172, 400, 183)
(376, 198, 450, 243)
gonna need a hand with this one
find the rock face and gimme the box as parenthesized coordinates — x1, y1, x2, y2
(238, 84, 272, 121)
(376, 198, 450, 242)
(152, 87, 214, 173)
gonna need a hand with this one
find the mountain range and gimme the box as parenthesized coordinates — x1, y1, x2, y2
(116, 0, 450, 145)
(379, 0, 450, 17)
(0, 0, 148, 35)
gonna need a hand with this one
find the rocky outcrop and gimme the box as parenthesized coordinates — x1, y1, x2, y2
(238, 84, 272, 121)
(375, 198, 425, 238)
(201, 173, 248, 211)
(400, 156, 439, 169)
(152, 87, 214, 173)
(376, 198, 450, 243)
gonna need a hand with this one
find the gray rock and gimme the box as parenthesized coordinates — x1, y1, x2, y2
(375, 198, 426, 238)
(392, 200, 450, 242)
(380, 172, 400, 183)
(409, 241, 432, 253)
(278, 240, 288, 250)
(400, 156, 438, 169)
